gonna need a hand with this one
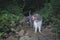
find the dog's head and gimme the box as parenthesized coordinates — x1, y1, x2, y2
(32, 14, 41, 21)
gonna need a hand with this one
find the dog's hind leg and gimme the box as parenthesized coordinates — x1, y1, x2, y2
(38, 26, 41, 33)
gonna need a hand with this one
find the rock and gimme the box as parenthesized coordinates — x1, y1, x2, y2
(18, 29, 26, 36)
(25, 32, 29, 36)
(20, 36, 31, 40)
(19, 36, 38, 40)
(6, 36, 17, 40)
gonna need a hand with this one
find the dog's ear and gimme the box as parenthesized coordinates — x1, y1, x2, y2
(31, 16, 34, 20)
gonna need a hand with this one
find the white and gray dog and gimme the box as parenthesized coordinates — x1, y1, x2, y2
(32, 14, 42, 33)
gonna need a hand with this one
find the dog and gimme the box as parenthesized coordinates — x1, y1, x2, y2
(32, 14, 42, 33)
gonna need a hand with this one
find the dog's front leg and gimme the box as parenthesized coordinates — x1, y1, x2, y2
(33, 21, 38, 33)
(35, 26, 37, 33)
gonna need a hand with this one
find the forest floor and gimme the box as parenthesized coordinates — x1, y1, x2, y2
(0, 21, 56, 40)
(5, 23, 56, 40)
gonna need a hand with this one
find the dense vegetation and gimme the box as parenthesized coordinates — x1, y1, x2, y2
(0, 0, 60, 39)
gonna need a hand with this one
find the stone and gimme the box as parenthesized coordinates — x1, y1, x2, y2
(19, 35, 38, 40)
(6, 36, 17, 40)
(18, 29, 25, 36)
(20, 36, 31, 40)
(25, 32, 29, 36)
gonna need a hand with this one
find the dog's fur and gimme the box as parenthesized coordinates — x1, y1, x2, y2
(32, 14, 42, 33)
